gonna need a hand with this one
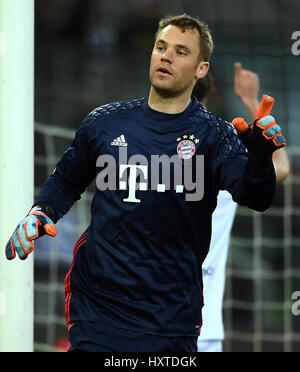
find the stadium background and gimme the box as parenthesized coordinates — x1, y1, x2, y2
(33, 0, 300, 352)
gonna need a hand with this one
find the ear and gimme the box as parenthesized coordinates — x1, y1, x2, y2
(196, 62, 210, 80)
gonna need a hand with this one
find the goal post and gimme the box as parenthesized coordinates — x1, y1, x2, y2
(0, 0, 34, 352)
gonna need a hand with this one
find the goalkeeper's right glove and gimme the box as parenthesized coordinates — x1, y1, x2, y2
(5, 205, 57, 261)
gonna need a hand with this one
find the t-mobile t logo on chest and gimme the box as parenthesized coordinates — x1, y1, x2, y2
(96, 147, 204, 202)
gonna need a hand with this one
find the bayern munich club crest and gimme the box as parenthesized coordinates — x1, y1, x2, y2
(177, 139, 196, 160)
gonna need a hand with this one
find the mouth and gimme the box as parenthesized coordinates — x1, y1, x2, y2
(156, 67, 173, 77)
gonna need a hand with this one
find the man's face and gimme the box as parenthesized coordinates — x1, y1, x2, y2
(150, 25, 208, 97)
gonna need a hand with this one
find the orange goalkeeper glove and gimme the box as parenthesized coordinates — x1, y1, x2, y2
(5, 206, 57, 261)
(232, 95, 286, 167)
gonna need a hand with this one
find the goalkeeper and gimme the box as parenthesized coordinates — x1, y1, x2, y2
(5, 14, 286, 352)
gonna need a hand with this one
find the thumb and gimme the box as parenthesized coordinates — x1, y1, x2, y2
(43, 223, 57, 237)
(232, 117, 249, 134)
(234, 62, 243, 77)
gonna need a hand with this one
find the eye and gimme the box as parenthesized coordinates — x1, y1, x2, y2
(157, 46, 165, 51)
(177, 50, 186, 56)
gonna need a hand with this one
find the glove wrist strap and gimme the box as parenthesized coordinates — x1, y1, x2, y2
(29, 204, 56, 222)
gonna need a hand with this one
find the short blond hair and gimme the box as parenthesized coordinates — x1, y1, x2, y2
(155, 14, 214, 62)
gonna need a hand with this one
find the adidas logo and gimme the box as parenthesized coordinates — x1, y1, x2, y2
(111, 135, 128, 147)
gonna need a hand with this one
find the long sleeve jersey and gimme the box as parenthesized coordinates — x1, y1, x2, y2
(35, 97, 276, 336)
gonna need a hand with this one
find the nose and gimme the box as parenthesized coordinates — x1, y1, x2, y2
(161, 49, 173, 64)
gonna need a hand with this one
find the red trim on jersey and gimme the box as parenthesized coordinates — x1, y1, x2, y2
(68, 322, 75, 331)
(64, 232, 88, 325)
(66, 342, 72, 352)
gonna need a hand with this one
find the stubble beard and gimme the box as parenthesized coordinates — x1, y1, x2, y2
(150, 73, 185, 99)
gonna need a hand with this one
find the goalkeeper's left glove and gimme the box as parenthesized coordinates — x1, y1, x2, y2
(5, 205, 57, 261)
(232, 94, 286, 168)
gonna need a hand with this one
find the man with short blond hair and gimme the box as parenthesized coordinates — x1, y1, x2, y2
(6, 15, 285, 352)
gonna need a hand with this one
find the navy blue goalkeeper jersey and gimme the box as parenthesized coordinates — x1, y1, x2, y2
(35, 97, 276, 337)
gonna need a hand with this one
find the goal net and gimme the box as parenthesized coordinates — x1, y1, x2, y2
(224, 147, 300, 352)
(33, 123, 92, 351)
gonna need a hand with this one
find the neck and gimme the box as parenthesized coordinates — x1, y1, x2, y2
(148, 87, 192, 114)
